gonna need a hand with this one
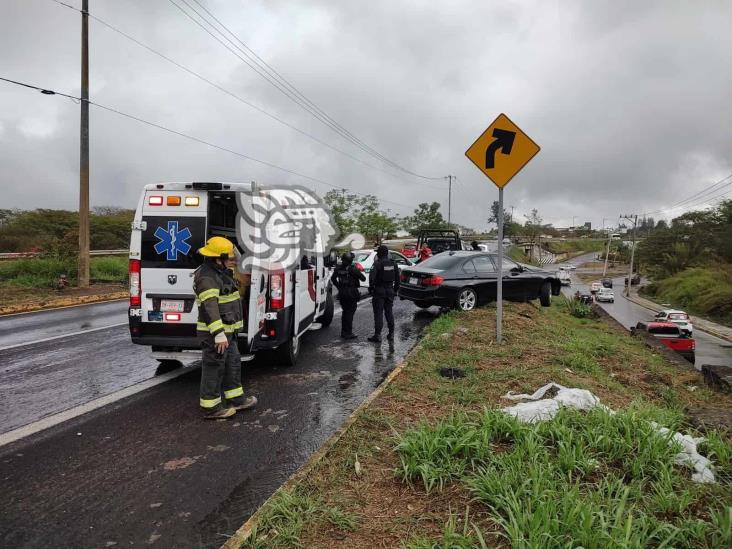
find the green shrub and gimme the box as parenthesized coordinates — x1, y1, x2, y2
(557, 295, 595, 318)
(0, 256, 128, 287)
(646, 266, 732, 325)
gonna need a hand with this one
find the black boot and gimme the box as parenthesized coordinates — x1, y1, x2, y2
(367, 335, 382, 343)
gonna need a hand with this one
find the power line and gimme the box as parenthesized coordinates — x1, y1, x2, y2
(641, 172, 732, 216)
(167, 0, 444, 181)
(47, 0, 446, 192)
(0, 75, 416, 213)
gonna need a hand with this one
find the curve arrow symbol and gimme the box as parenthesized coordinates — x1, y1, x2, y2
(485, 128, 516, 169)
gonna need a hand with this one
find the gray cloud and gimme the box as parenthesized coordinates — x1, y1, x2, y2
(1, 0, 730, 230)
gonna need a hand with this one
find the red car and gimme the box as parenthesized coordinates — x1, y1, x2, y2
(400, 244, 418, 258)
(632, 321, 695, 363)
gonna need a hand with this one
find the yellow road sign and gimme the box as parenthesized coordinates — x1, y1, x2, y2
(465, 113, 540, 188)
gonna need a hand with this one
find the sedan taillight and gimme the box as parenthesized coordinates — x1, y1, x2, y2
(422, 275, 444, 286)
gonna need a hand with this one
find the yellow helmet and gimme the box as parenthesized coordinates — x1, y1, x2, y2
(198, 236, 235, 258)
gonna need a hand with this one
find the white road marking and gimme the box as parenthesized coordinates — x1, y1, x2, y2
(0, 365, 196, 448)
(0, 295, 377, 446)
(0, 322, 128, 352)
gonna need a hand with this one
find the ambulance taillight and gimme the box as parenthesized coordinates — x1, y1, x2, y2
(269, 272, 284, 309)
(129, 259, 141, 306)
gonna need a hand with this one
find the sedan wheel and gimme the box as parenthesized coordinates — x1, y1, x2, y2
(456, 288, 478, 311)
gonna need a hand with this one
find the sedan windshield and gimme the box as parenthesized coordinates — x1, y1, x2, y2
(354, 252, 372, 263)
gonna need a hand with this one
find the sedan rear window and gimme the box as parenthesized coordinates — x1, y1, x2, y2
(419, 254, 462, 270)
(649, 326, 681, 335)
(668, 313, 689, 320)
(354, 252, 372, 263)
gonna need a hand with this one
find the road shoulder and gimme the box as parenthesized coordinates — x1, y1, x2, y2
(226, 301, 732, 548)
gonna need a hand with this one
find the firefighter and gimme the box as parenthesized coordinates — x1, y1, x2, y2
(332, 252, 365, 339)
(194, 236, 257, 420)
(368, 245, 400, 343)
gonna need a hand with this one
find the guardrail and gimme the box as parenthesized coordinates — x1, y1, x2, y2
(0, 249, 128, 260)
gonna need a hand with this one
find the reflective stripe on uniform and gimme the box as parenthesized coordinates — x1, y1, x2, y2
(218, 291, 240, 304)
(200, 396, 222, 409)
(207, 319, 224, 333)
(224, 386, 244, 399)
(224, 320, 244, 333)
(197, 319, 244, 333)
(197, 288, 220, 302)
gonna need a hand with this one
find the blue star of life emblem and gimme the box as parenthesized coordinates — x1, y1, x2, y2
(154, 221, 192, 261)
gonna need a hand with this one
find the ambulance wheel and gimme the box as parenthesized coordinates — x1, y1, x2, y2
(273, 334, 300, 367)
(317, 290, 335, 327)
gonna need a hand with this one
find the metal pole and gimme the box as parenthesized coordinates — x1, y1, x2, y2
(625, 215, 637, 297)
(602, 230, 611, 277)
(78, 0, 90, 287)
(447, 175, 453, 226)
(496, 187, 504, 344)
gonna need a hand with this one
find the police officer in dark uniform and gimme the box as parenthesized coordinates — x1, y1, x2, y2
(368, 245, 400, 343)
(332, 252, 366, 339)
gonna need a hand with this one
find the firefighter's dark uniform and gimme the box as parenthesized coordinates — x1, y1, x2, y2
(194, 261, 245, 411)
(332, 253, 366, 338)
(369, 248, 400, 342)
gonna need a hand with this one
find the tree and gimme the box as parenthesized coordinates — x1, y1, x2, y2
(403, 202, 447, 234)
(356, 211, 398, 244)
(487, 200, 514, 236)
(521, 209, 543, 261)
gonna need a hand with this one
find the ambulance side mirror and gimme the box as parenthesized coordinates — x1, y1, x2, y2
(325, 248, 338, 268)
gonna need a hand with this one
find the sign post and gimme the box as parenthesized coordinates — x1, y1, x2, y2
(465, 113, 540, 343)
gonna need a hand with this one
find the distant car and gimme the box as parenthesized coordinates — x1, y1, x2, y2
(596, 287, 614, 303)
(566, 264, 577, 271)
(654, 309, 693, 335)
(353, 249, 414, 274)
(601, 278, 613, 288)
(556, 270, 571, 286)
(398, 251, 561, 311)
(400, 243, 418, 258)
(590, 281, 602, 294)
(577, 293, 593, 304)
(632, 321, 695, 363)
(624, 274, 641, 286)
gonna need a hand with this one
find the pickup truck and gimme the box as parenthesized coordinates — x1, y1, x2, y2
(631, 321, 695, 363)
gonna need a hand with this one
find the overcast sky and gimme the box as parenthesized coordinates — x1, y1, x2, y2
(1, 0, 731, 230)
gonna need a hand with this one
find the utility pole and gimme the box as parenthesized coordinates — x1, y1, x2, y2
(78, 0, 90, 287)
(446, 175, 454, 226)
(621, 214, 638, 297)
(602, 229, 611, 277)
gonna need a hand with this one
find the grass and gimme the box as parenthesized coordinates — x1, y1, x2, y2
(238, 301, 732, 548)
(397, 407, 732, 547)
(242, 487, 357, 548)
(642, 265, 732, 327)
(0, 255, 128, 288)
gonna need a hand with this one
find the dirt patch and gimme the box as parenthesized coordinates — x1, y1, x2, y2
(0, 284, 126, 315)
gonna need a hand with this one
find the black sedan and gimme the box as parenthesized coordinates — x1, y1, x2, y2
(397, 251, 561, 311)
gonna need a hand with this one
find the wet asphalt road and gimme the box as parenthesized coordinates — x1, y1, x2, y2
(0, 300, 128, 350)
(562, 255, 732, 368)
(0, 293, 436, 548)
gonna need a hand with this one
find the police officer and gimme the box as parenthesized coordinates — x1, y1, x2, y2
(368, 245, 400, 343)
(194, 236, 257, 420)
(332, 252, 366, 339)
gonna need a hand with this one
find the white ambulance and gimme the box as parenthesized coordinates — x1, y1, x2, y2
(128, 182, 336, 367)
